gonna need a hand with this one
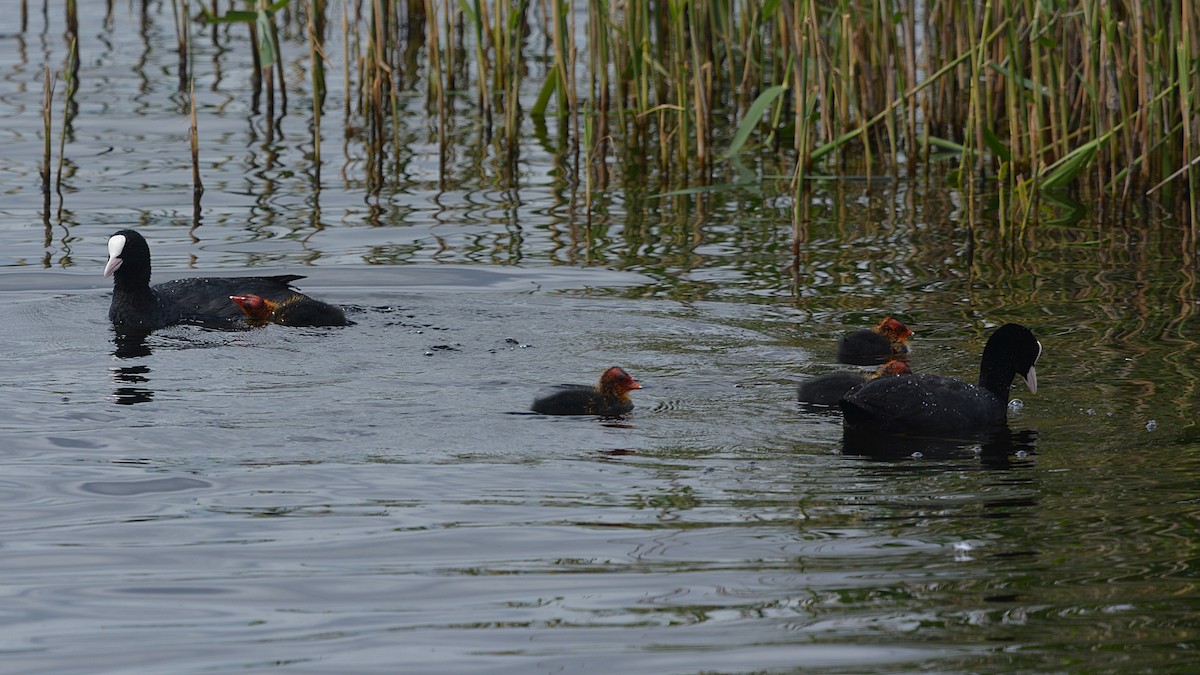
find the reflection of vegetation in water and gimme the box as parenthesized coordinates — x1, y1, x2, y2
(630, 484, 699, 515)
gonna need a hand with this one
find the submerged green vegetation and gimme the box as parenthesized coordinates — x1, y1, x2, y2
(44, 1, 1200, 227)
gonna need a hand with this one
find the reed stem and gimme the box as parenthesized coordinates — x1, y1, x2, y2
(41, 66, 54, 214)
(190, 77, 203, 199)
(194, 0, 1200, 222)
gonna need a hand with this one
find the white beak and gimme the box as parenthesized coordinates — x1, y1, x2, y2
(104, 234, 126, 277)
(1023, 339, 1042, 394)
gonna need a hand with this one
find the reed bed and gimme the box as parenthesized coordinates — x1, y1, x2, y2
(185, 1, 1199, 225)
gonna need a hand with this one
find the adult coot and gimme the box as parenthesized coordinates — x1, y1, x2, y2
(531, 367, 642, 416)
(797, 360, 911, 406)
(104, 229, 342, 332)
(230, 293, 351, 327)
(836, 317, 914, 365)
(840, 323, 1040, 435)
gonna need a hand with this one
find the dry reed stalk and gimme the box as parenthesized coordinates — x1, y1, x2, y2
(424, 0, 446, 186)
(364, 0, 386, 193)
(566, 0, 580, 175)
(878, 1, 899, 168)
(468, 0, 493, 133)
(687, 2, 709, 176)
(497, 0, 521, 161)
(837, 11, 851, 147)
(55, 38, 77, 209)
(308, 0, 323, 184)
(445, 0, 458, 96)
(247, 12, 262, 113)
(590, 1, 611, 189)
(341, 0, 351, 121)
(41, 66, 54, 213)
(901, 0, 918, 169)
(389, 71, 401, 188)
(210, 0, 220, 46)
(190, 78, 204, 200)
(169, 0, 187, 86)
(267, 3, 287, 114)
(1184, 1, 1199, 226)
(1133, 2, 1148, 187)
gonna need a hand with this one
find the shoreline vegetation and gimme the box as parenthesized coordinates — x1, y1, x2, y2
(39, 1, 1200, 227)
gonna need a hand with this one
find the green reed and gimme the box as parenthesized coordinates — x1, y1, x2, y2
(191, 0, 1198, 223)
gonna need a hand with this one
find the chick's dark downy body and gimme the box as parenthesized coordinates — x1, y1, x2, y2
(532, 367, 643, 416)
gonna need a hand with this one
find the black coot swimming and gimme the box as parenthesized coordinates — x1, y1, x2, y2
(836, 317, 914, 365)
(104, 229, 346, 332)
(531, 367, 642, 416)
(230, 293, 351, 327)
(840, 323, 1040, 435)
(797, 360, 911, 406)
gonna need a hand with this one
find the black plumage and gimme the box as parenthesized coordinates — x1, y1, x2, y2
(840, 324, 1040, 436)
(797, 361, 911, 406)
(104, 229, 344, 332)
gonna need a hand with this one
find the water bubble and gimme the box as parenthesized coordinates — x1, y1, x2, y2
(1015, 450, 1028, 458)
(1086, 408, 1096, 415)
(1008, 398, 1024, 411)
(911, 451, 924, 459)
(1146, 420, 1157, 431)
(953, 541, 975, 561)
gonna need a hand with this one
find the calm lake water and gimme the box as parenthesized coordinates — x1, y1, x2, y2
(2, 3, 1199, 673)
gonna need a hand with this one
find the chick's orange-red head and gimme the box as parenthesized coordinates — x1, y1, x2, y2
(231, 294, 277, 321)
(599, 366, 642, 394)
(876, 317, 915, 343)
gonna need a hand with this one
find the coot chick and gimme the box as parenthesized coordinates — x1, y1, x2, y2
(531, 367, 642, 416)
(104, 229, 334, 333)
(797, 360, 911, 406)
(230, 293, 351, 327)
(840, 323, 1040, 436)
(836, 317, 914, 365)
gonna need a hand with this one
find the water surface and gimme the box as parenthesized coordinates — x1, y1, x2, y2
(1, 3, 1199, 673)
